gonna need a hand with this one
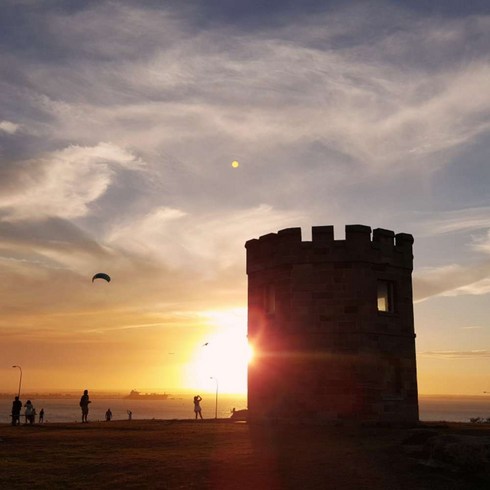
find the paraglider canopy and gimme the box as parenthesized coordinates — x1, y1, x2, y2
(92, 272, 111, 283)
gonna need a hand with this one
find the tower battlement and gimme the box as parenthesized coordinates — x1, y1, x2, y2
(246, 225, 414, 274)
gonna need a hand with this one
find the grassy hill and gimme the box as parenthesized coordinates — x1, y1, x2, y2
(1, 420, 489, 489)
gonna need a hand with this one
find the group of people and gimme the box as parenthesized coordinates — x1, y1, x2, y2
(10, 390, 205, 424)
(89, 392, 204, 422)
(11, 396, 45, 426)
(104, 408, 131, 421)
(82, 390, 132, 423)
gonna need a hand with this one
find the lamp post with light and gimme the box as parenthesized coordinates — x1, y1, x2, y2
(12, 365, 22, 398)
(210, 377, 218, 419)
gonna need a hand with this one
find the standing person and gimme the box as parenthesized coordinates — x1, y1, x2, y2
(39, 408, 45, 423)
(11, 396, 22, 426)
(24, 400, 36, 424)
(127, 410, 132, 421)
(193, 395, 203, 419)
(79, 389, 91, 423)
(105, 408, 112, 421)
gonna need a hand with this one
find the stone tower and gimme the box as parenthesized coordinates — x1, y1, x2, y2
(246, 224, 418, 422)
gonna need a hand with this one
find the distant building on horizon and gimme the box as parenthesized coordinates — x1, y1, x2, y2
(246, 224, 419, 423)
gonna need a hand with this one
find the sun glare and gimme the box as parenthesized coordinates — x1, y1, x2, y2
(246, 343, 254, 363)
(184, 308, 250, 394)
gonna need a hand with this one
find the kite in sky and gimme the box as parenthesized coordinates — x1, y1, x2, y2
(92, 272, 111, 283)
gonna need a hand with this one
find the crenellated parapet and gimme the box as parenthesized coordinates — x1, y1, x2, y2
(245, 224, 414, 274)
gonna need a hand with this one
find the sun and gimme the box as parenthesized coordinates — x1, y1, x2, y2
(184, 308, 252, 394)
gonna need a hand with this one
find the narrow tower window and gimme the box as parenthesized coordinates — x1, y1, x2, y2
(377, 280, 394, 313)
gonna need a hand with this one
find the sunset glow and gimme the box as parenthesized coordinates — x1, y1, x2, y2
(184, 309, 250, 394)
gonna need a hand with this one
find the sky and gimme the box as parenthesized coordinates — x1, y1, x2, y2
(0, 0, 489, 396)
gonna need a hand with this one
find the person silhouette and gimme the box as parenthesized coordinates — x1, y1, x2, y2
(105, 408, 112, 421)
(193, 395, 203, 419)
(127, 410, 132, 421)
(11, 396, 22, 426)
(79, 389, 91, 423)
(24, 400, 36, 424)
(39, 408, 45, 423)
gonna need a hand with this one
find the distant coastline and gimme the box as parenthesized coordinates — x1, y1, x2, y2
(0, 393, 125, 400)
(0, 391, 170, 400)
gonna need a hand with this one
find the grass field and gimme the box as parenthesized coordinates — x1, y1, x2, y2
(1, 420, 489, 489)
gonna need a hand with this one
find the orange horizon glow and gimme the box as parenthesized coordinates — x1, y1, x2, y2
(1, 307, 252, 396)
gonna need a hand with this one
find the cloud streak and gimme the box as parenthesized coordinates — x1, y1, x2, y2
(419, 350, 490, 359)
(414, 262, 490, 301)
(414, 207, 490, 236)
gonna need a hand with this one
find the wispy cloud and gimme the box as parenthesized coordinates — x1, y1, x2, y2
(414, 262, 490, 301)
(0, 143, 144, 221)
(4, 3, 489, 174)
(413, 207, 490, 236)
(419, 350, 490, 359)
(107, 204, 305, 274)
(0, 120, 19, 134)
(445, 278, 490, 297)
(473, 230, 490, 254)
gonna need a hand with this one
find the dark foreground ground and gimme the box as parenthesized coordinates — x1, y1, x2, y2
(1, 419, 489, 489)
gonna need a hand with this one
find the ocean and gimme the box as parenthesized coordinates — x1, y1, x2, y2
(417, 395, 490, 423)
(1, 394, 488, 424)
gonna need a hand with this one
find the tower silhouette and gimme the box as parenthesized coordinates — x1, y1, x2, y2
(246, 225, 418, 422)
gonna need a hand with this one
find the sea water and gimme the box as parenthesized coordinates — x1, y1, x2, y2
(1, 395, 489, 424)
(418, 395, 490, 423)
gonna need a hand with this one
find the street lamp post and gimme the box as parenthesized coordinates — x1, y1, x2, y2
(210, 377, 218, 419)
(12, 365, 22, 398)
